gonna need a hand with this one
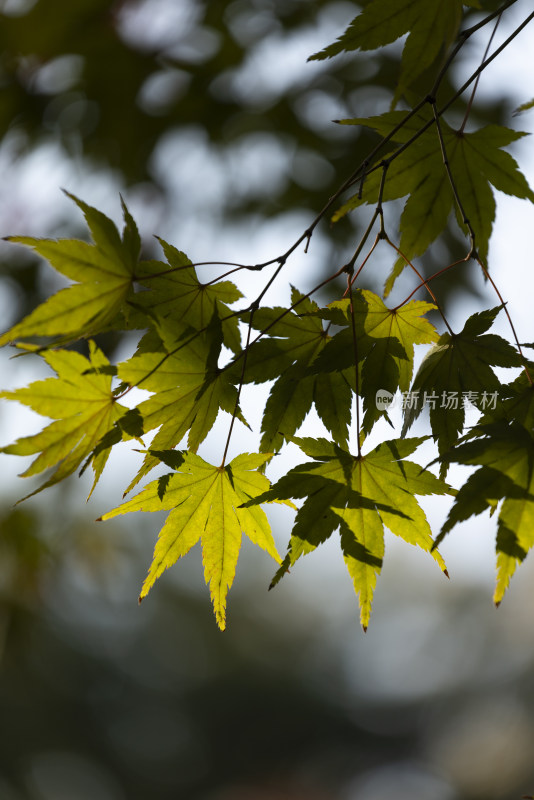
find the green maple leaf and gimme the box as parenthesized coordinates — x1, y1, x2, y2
(476, 364, 534, 430)
(309, 291, 438, 433)
(99, 451, 282, 630)
(402, 306, 523, 465)
(135, 238, 243, 353)
(236, 288, 353, 451)
(363, 292, 438, 386)
(246, 436, 450, 630)
(117, 315, 246, 492)
(335, 112, 534, 290)
(309, 0, 472, 93)
(0, 341, 127, 499)
(437, 421, 534, 606)
(0, 193, 140, 346)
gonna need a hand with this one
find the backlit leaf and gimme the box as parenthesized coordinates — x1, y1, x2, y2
(402, 306, 522, 464)
(135, 238, 243, 353)
(0, 341, 127, 499)
(99, 451, 281, 630)
(246, 435, 450, 629)
(310, 0, 465, 93)
(0, 194, 139, 345)
(437, 421, 534, 606)
(335, 112, 534, 287)
(117, 316, 245, 492)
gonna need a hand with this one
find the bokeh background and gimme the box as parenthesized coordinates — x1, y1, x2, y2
(1, 1, 534, 798)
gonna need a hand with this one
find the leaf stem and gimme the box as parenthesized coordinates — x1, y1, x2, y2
(134, 259, 252, 283)
(474, 256, 533, 386)
(221, 313, 254, 466)
(458, 11, 503, 134)
(397, 253, 472, 306)
(343, 234, 380, 296)
(430, 0, 518, 98)
(347, 275, 362, 458)
(386, 238, 453, 335)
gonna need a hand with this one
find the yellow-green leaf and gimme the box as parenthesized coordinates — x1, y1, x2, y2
(117, 318, 245, 492)
(99, 451, 281, 630)
(438, 421, 534, 606)
(0, 194, 139, 346)
(135, 238, 243, 353)
(0, 341, 127, 499)
(247, 436, 450, 629)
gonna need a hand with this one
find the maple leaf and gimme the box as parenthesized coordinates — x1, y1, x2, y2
(236, 288, 353, 451)
(0, 193, 140, 346)
(335, 111, 534, 289)
(402, 306, 523, 466)
(476, 364, 534, 430)
(437, 421, 534, 606)
(309, 0, 472, 93)
(117, 314, 246, 492)
(245, 435, 450, 630)
(309, 291, 438, 433)
(99, 451, 282, 630)
(135, 238, 243, 353)
(0, 341, 127, 499)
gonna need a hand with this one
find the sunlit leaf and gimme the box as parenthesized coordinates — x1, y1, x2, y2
(437, 421, 534, 606)
(99, 451, 281, 630)
(117, 316, 246, 492)
(402, 306, 522, 465)
(0, 341, 127, 499)
(135, 238, 243, 353)
(245, 435, 450, 630)
(0, 194, 139, 345)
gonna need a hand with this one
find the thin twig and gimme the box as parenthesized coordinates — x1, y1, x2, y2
(347, 275, 362, 458)
(430, 0, 518, 97)
(343, 234, 381, 296)
(221, 314, 255, 466)
(134, 259, 253, 282)
(459, 10, 503, 134)
(397, 254, 472, 306)
(475, 256, 533, 385)
(385, 238, 453, 334)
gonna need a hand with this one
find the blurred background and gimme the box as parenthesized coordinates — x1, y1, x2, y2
(1, 0, 534, 798)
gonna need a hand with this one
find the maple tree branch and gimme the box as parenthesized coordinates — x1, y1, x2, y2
(339, 9, 534, 211)
(235, 208, 381, 360)
(199, 0, 532, 290)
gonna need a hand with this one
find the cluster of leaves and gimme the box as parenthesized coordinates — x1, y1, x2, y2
(1, 0, 534, 630)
